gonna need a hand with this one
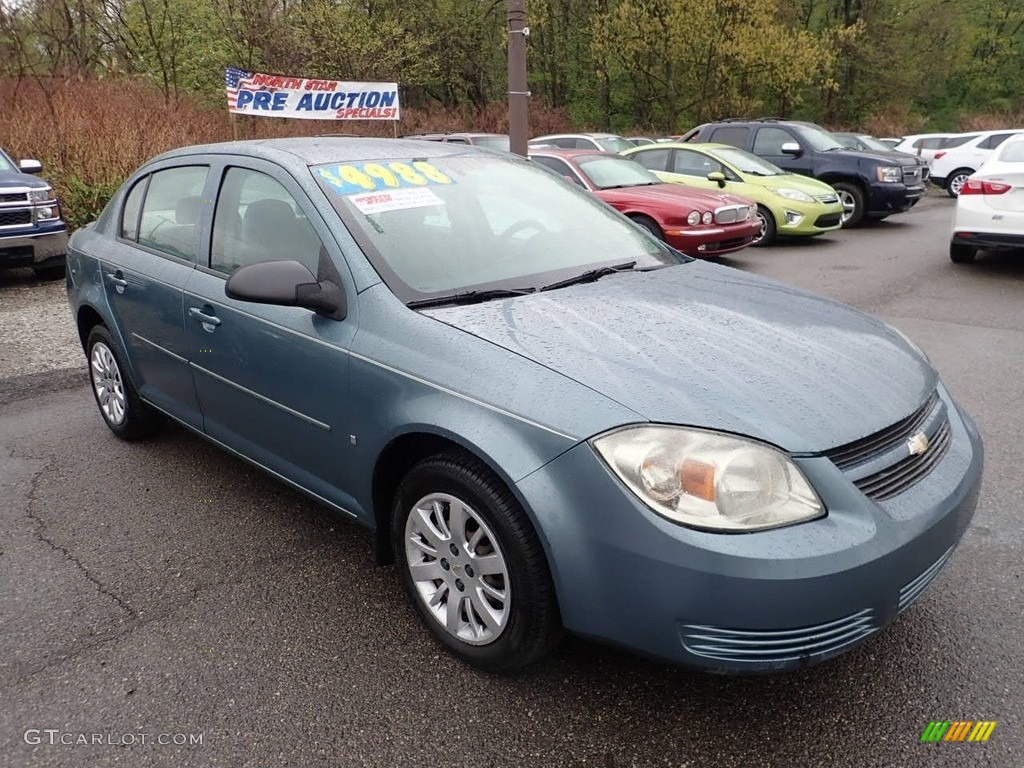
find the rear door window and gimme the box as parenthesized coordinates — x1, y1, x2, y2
(707, 126, 750, 149)
(631, 148, 671, 172)
(136, 166, 209, 262)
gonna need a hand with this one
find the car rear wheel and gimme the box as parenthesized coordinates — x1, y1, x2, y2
(832, 182, 865, 227)
(86, 325, 165, 440)
(752, 205, 776, 246)
(949, 242, 977, 263)
(392, 453, 561, 673)
(946, 169, 973, 198)
(628, 214, 664, 240)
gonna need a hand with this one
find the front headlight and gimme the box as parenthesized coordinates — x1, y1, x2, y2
(771, 187, 815, 203)
(592, 426, 825, 532)
(876, 166, 902, 183)
(28, 186, 55, 203)
(686, 211, 701, 226)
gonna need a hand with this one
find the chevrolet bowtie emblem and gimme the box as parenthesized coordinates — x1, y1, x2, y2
(908, 431, 931, 456)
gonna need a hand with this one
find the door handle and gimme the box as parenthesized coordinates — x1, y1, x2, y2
(188, 306, 222, 328)
(105, 272, 128, 292)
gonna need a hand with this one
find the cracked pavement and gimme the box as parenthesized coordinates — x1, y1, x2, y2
(1, 197, 1022, 767)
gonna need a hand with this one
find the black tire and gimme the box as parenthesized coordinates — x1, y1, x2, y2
(85, 325, 166, 440)
(391, 452, 561, 673)
(946, 169, 973, 198)
(628, 214, 664, 240)
(33, 263, 66, 281)
(949, 242, 977, 264)
(752, 205, 776, 246)
(832, 181, 865, 227)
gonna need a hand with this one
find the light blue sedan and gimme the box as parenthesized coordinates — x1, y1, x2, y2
(67, 138, 983, 673)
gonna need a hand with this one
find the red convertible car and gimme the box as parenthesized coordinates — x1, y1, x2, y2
(530, 149, 760, 257)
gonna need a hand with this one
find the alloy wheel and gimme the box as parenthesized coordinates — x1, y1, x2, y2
(404, 492, 510, 645)
(837, 189, 857, 225)
(90, 341, 127, 425)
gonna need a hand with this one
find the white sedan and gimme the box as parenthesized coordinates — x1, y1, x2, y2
(950, 137, 1024, 263)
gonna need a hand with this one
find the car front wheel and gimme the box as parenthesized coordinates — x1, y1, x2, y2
(752, 205, 776, 246)
(832, 182, 865, 227)
(628, 214, 664, 240)
(392, 453, 561, 673)
(86, 325, 165, 440)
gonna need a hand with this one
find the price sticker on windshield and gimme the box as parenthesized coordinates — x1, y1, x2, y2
(317, 161, 454, 195)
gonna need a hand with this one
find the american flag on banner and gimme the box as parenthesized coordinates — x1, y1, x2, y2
(225, 67, 256, 110)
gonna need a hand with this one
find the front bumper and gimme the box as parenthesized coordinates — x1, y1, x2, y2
(516, 385, 983, 673)
(664, 219, 761, 256)
(0, 223, 68, 267)
(866, 183, 925, 217)
(771, 200, 844, 236)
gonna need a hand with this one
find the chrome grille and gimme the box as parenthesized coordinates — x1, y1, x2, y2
(0, 209, 32, 227)
(825, 391, 939, 471)
(0, 191, 29, 204)
(902, 165, 923, 185)
(899, 546, 954, 613)
(815, 192, 839, 204)
(854, 419, 952, 500)
(681, 608, 876, 664)
(714, 204, 751, 224)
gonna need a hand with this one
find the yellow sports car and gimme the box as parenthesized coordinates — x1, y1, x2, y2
(624, 142, 844, 246)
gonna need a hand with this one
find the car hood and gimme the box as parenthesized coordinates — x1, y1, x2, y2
(424, 262, 936, 452)
(0, 169, 49, 188)
(600, 183, 752, 210)
(749, 173, 838, 196)
(835, 148, 921, 167)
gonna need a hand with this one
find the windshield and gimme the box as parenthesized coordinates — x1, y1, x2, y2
(314, 156, 683, 303)
(0, 149, 14, 172)
(708, 146, 784, 176)
(575, 155, 660, 188)
(596, 136, 636, 153)
(473, 136, 510, 152)
(856, 135, 896, 153)
(796, 125, 844, 151)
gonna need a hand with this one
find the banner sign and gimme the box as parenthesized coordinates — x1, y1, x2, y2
(225, 67, 400, 120)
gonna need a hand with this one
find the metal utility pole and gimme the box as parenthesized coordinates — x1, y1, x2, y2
(507, 0, 529, 157)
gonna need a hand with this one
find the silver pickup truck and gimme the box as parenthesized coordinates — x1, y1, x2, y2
(0, 147, 67, 280)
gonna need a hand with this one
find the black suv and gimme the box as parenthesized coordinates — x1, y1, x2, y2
(681, 119, 926, 227)
(0, 147, 67, 279)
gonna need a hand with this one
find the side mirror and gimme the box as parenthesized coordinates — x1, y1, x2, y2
(707, 171, 727, 188)
(225, 260, 346, 320)
(780, 142, 802, 157)
(19, 159, 43, 174)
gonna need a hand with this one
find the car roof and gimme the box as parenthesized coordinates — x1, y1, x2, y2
(403, 132, 507, 139)
(528, 148, 616, 159)
(150, 137, 477, 167)
(530, 133, 624, 140)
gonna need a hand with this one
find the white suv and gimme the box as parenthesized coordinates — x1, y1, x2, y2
(931, 129, 1024, 197)
(889, 133, 954, 166)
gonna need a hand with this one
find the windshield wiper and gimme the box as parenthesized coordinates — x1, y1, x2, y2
(601, 182, 657, 189)
(540, 261, 637, 292)
(407, 287, 536, 309)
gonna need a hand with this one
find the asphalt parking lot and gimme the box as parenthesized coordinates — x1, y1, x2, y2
(1, 194, 1021, 767)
